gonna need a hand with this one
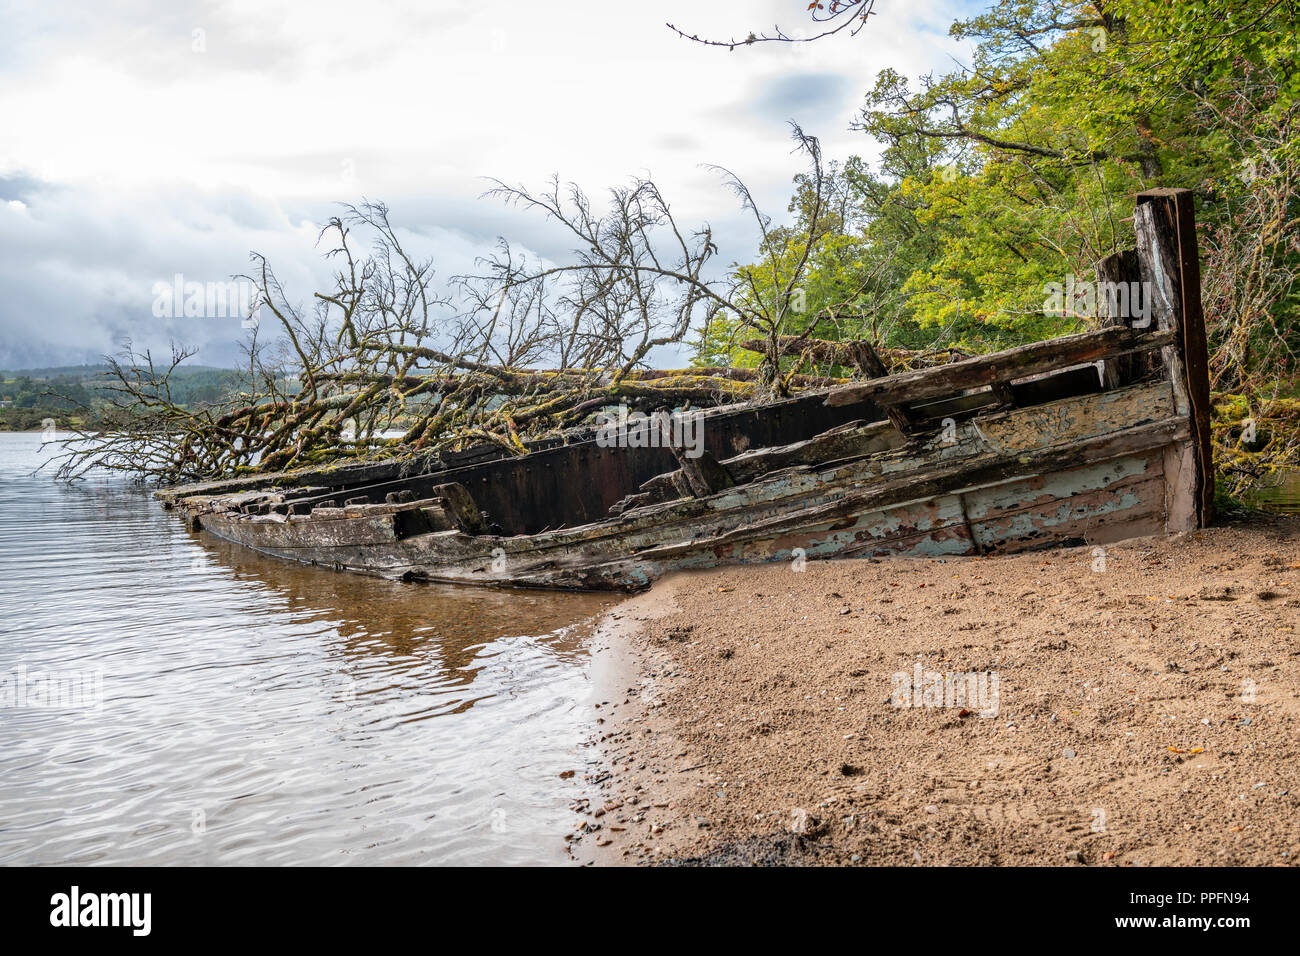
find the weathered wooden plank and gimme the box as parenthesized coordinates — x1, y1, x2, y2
(428, 482, 489, 534)
(963, 452, 1162, 522)
(824, 325, 1174, 409)
(723, 419, 901, 482)
(973, 382, 1174, 455)
(1135, 187, 1214, 526)
(974, 497, 1166, 552)
(1162, 441, 1200, 533)
(202, 510, 403, 549)
(1096, 247, 1144, 386)
(851, 339, 917, 433)
(834, 495, 975, 559)
(637, 419, 901, 504)
(672, 448, 736, 498)
(966, 455, 1166, 550)
(609, 417, 1186, 567)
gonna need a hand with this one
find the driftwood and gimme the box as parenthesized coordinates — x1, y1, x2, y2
(1095, 247, 1143, 387)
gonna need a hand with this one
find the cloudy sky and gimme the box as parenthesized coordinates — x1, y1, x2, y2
(0, 0, 974, 370)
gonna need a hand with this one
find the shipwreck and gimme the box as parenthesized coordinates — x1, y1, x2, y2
(159, 189, 1215, 591)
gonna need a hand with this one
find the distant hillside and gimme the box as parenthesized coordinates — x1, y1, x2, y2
(3, 364, 235, 381)
(0, 364, 242, 430)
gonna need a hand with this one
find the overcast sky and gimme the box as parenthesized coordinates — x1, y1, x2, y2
(0, 0, 974, 370)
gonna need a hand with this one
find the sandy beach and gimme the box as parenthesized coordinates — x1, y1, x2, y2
(569, 514, 1300, 866)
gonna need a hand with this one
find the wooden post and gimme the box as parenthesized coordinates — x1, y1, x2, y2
(1095, 247, 1142, 387)
(671, 446, 735, 498)
(1133, 187, 1214, 528)
(430, 482, 490, 534)
(852, 340, 915, 435)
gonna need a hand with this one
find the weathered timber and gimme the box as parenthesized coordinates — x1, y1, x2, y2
(963, 453, 1167, 551)
(596, 417, 1189, 571)
(429, 482, 489, 534)
(672, 448, 735, 498)
(823, 325, 1174, 410)
(164, 195, 1214, 590)
(634, 419, 901, 506)
(852, 339, 917, 433)
(243, 388, 870, 535)
(181, 376, 1195, 590)
(1135, 187, 1214, 527)
(1096, 247, 1144, 387)
(974, 382, 1174, 455)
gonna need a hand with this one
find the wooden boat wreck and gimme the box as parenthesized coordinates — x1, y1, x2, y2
(159, 189, 1215, 591)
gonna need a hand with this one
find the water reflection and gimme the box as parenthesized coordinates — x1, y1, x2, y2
(203, 534, 607, 698)
(0, 432, 614, 865)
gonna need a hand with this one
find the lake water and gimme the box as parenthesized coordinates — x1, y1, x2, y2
(0, 432, 615, 865)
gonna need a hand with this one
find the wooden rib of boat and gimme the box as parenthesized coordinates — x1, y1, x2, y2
(158, 189, 1215, 591)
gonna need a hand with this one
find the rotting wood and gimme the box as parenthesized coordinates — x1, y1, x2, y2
(1135, 187, 1214, 527)
(189, 385, 1192, 590)
(163, 194, 1214, 590)
(174, 368, 1197, 591)
(672, 448, 735, 498)
(973, 382, 1173, 455)
(1096, 247, 1143, 387)
(609, 418, 1189, 568)
(823, 325, 1173, 409)
(851, 340, 916, 434)
(429, 482, 490, 535)
(633, 419, 900, 508)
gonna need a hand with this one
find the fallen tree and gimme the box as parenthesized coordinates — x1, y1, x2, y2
(51, 130, 895, 485)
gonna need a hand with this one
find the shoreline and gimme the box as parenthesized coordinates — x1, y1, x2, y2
(571, 515, 1300, 866)
(568, 575, 719, 866)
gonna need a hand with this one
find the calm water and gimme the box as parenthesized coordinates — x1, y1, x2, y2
(0, 432, 615, 865)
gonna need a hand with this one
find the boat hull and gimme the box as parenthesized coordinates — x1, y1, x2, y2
(184, 381, 1191, 591)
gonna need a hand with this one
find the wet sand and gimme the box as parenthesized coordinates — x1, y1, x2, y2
(569, 515, 1300, 866)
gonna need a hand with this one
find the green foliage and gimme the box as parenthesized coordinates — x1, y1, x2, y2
(703, 0, 1300, 403)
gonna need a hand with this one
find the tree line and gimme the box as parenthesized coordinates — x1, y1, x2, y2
(55, 1, 1299, 501)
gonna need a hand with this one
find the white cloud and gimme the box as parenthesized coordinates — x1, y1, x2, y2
(0, 0, 975, 367)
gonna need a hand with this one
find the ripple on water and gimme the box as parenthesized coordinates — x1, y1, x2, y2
(0, 433, 615, 864)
